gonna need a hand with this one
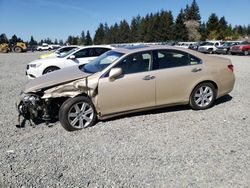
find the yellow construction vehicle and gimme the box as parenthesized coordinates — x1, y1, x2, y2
(0, 42, 27, 53)
(0, 43, 10, 53)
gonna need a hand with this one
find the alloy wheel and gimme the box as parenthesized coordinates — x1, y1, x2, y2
(68, 102, 94, 128)
(194, 86, 214, 108)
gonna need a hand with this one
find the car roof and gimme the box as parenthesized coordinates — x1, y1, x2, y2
(113, 45, 200, 55)
(77, 45, 114, 50)
(112, 44, 227, 63)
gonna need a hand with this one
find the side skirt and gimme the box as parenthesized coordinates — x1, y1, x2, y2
(98, 102, 188, 120)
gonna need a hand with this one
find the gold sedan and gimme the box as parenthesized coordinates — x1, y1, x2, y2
(17, 45, 235, 131)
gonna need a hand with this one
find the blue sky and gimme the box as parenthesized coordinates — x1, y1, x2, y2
(0, 0, 249, 41)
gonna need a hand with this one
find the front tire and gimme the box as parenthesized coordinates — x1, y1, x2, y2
(208, 48, 213, 54)
(14, 46, 22, 53)
(59, 96, 97, 131)
(190, 83, 216, 110)
(43, 66, 60, 74)
(244, 50, 249, 56)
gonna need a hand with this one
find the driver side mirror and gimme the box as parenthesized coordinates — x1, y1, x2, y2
(109, 68, 122, 80)
(69, 55, 76, 60)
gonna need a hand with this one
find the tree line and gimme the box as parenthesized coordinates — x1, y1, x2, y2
(69, 0, 250, 45)
(1, 0, 249, 46)
(0, 34, 63, 46)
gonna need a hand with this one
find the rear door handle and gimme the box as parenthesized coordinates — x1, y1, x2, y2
(143, 75, 155, 80)
(192, 68, 202, 72)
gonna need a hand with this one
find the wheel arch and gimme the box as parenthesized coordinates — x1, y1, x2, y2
(42, 66, 60, 74)
(189, 80, 218, 100)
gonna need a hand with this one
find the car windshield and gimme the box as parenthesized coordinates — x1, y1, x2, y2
(58, 48, 79, 58)
(81, 50, 124, 73)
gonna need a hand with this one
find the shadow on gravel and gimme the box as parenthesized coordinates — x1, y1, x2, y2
(214, 94, 233, 105)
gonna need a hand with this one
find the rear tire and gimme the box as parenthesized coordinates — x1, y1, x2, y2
(190, 82, 216, 110)
(43, 66, 60, 74)
(59, 96, 97, 131)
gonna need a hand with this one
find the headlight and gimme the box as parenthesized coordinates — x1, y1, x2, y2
(29, 62, 42, 68)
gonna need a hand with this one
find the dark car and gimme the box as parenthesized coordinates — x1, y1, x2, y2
(189, 41, 207, 51)
(215, 42, 240, 54)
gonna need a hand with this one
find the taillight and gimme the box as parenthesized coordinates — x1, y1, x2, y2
(228, 64, 234, 72)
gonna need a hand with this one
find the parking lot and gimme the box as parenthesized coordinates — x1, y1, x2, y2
(0, 52, 249, 187)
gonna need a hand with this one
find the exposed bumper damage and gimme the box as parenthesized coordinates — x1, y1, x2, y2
(16, 76, 98, 127)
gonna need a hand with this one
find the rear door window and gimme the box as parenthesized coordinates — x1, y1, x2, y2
(153, 50, 201, 70)
(153, 50, 189, 70)
(74, 49, 89, 58)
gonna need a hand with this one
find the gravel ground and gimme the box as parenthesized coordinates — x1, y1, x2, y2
(0, 52, 249, 187)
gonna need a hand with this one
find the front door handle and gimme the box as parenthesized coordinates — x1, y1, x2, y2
(143, 75, 155, 80)
(192, 68, 202, 72)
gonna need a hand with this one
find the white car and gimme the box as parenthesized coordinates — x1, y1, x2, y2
(39, 46, 80, 59)
(26, 45, 114, 79)
(175, 42, 197, 49)
(37, 43, 54, 51)
(198, 41, 223, 54)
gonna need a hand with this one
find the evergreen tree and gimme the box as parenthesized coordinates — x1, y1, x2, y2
(103, 23, 109, 43)
(44, 38, 52, 44)
(247, 25, 250, 35)
(80, 31, 86, 45)
(174, 9, 188, 41)
(199, 22, 207, 41)
(39, 39, 44, 45)
(118, 20, 131, 43)
(130, 15, 142, 42)
(54, 39, 58, 44)
(234, 25, 244, 36)
(66, 36, 73, 45)
(94, 23, 105, 44)
(186, 0, 201, 21)
(140, 14, 151, 42)
(9, 35, 18, 44)
(72, 36, 79, 45)
(85, 30, 92, 45)
(0, 33, 9, 43)
(206, 13, 219, 39)
(59, 39, 64, 45)
(184, 5, 190, 21)
(217, 16, 228, 39)
(29, 36, 37, 45)
(206, 13, 219, 32)
(160, 11, 174, 41)
(111, 23, 120, 43)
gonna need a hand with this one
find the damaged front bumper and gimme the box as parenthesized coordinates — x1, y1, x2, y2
(16, 92, 51, 126)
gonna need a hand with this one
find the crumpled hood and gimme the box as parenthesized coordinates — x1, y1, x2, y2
(24, 65, 90, 93)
